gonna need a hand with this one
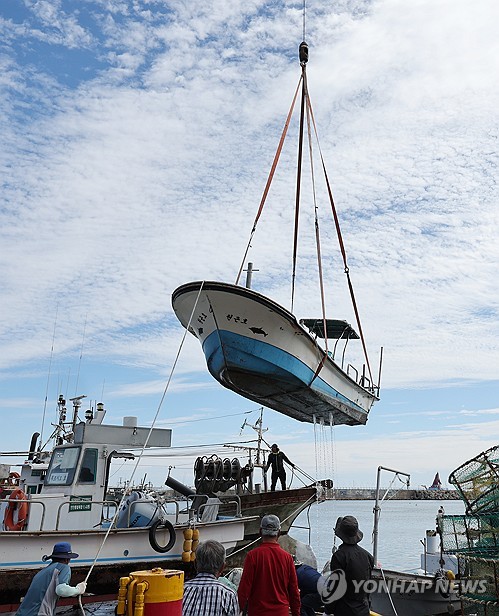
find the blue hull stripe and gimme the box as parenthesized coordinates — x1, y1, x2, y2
(3, 554, 183, 568)
(203, 329, 364, 413)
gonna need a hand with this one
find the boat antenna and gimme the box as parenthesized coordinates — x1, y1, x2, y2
(74, 314, 87, 396)
(40, 305, 59, 446)
(302, 0, 307, 42)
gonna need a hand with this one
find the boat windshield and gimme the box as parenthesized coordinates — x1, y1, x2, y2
(45, 446, 81, 486)
(77, 448, 97, 484)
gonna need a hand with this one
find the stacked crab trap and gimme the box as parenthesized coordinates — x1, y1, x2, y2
(439, 445, 499, 616)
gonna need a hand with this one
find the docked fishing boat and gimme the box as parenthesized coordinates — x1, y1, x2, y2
(369, 466, 460, 616)
(172, 42, 380, 427)
(0, 395, 320, 610)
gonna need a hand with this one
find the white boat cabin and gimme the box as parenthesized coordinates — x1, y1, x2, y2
(17, 407, 171, 532)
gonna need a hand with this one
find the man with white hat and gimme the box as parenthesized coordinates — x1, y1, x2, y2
(238, 514, 300, 615)
(16, 542, 86, 616)
(324, 516, 374, 616)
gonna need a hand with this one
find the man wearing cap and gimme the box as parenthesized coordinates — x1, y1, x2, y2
(182, 540, 239, 616)
(237, 514, 300, 616)
(324, 516, 374, 616)
(264, 444, 295, 491)
(16, 542, 86, 616)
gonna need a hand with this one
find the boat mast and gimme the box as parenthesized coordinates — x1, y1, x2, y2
(373, 465, 410, 564)
(244, 262, 259, 289)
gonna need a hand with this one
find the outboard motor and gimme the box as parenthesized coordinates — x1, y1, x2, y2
(115, 491, 161, 528)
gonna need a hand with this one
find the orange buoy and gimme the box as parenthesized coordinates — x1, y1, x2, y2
(4, 488, 29, 531)
(117, 568, 184, 616)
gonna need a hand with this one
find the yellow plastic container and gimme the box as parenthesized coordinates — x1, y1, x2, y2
(117, 568, 184, 616)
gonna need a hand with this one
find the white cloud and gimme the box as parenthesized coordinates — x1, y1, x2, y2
(0, 1, 498, 477)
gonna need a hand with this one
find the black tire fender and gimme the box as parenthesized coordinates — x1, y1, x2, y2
(149, 519, 176, 553)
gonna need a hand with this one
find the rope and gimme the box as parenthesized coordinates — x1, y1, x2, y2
(74, 314, 87, 396)
(227, 494, 317, 561)
(291, 65, 307, 312)
(40, 304, 58, 447)
(81, 282, 205, 589)
(235, 76, 303, 286)
(378, 566, 399, 615)
(313, 414, 319, 485)
(305, 93, 375, 386)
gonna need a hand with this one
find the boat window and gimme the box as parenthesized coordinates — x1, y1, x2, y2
(78, 448, 97, 484)
(45, 446, 81, 486)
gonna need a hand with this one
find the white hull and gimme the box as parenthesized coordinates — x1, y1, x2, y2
(173, 281, 377, 425)
(0, 517, 247, 605)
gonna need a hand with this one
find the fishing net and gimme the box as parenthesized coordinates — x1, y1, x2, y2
(443, 447, 499, 611)
(461, 601, 499, 616)
(439, 513, 499, 554)
(449, 445, 499, 514)
(457, 553, 499, 603)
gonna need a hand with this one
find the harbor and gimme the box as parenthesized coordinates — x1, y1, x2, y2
(331, 488, 460, 500)
(1, 1, 498, 616)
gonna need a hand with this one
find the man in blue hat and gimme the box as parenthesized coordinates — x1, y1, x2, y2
(16, 542, 86, 616)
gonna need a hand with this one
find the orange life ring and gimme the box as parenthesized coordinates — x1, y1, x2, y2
(4, 488, 28, 531)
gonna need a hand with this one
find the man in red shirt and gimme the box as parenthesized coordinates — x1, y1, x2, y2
(237, 514, 300, 616)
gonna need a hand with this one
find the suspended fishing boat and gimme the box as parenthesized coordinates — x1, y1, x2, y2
(172, 281, 377, 425)
(173, 41, 381, 426)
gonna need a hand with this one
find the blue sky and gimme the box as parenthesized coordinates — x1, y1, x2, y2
(1, 0, 498, 490)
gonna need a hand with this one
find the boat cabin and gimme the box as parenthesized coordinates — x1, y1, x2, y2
(17, 407, 172, 532)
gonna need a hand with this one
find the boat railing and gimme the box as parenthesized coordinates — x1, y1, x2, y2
(186, 493, 241, 522)
(215, 494, 242, 519)
(346, 363, 377, 394)
(346, 363, 359, 383)
(6, 495, 47, 530)
(118, 496, 181, 527)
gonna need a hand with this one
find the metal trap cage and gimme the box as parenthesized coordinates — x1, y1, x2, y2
(439, 513, 499, 554)
(449, 445, 499, 514)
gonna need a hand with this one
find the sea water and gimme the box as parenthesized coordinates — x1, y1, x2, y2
(290, 498, 465, 572)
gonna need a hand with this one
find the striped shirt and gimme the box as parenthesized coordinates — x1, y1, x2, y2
(182, 573, 239, 616)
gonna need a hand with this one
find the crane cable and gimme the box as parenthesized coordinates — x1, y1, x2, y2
(305, 92, 375, 386)
(235, 76, 303, 286)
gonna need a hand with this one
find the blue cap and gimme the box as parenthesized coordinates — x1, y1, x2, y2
(48, 542, 79, 559)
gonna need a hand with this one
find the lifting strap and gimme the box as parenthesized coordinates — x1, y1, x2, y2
(236, 76, 303, 286)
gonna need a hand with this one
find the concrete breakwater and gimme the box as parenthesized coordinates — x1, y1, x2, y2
(330, 488, 460, 500)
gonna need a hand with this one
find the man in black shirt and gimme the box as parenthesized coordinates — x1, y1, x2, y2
(324, 516, 374, 616)
(264, 443, 295, 491)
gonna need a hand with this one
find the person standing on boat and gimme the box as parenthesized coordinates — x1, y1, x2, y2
(323, 516, 374, 616)
(16, 542, 86, 616)
(265, 443, 295, 491)
(182, 540, 239, 616)
(237, 514, 300, 616)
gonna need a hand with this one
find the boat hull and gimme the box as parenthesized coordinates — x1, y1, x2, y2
(235, 486, 317, 543)
(0, 517, 248, 607)
(172, 281, 377, 426)
(370, 568, 460, 616)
